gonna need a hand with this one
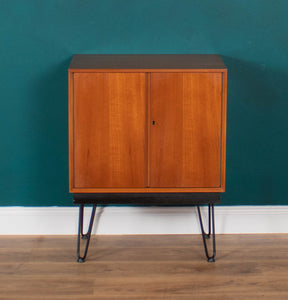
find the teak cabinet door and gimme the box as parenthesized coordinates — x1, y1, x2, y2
(149, 73, 223, 188)
(73, 73, 146, 188)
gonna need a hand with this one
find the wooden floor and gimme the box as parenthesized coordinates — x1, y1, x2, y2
(0, 234, 288, 299)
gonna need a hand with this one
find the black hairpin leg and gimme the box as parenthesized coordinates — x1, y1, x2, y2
(197, 204, 216, 262)
(77, 204, 97, 263)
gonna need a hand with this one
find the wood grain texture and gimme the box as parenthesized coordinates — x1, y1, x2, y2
(1, 235, 288, 299)
(69, 55, 227, 193)
(149, 73, 222, 188)
(72, 73, 146, 189)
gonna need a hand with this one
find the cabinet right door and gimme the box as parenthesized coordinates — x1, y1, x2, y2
(149, 73, 223, 188)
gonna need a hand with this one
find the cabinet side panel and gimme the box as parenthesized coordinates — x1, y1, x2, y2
(73, 73, 146, 188)
(149, 73, 222, 188)
(221, 71, 227, 191)
(68, 72, 74, 192)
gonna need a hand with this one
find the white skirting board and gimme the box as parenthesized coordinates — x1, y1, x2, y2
(0, 206, 287, 235)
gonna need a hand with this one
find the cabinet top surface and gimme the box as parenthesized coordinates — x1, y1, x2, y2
(69, 54, 227, 70)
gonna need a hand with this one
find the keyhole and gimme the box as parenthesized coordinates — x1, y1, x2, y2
(152, 120, 155, 125)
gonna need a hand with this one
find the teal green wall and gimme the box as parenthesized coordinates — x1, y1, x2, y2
(0, 1, 287, 206)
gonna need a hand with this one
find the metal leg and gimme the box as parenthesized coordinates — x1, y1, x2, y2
(197, 204, 216, 262)
(77, 204, 97, 263)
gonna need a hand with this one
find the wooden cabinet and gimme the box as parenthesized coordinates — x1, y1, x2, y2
(69, 55, 227, 194)
(69, 55, 227, 263)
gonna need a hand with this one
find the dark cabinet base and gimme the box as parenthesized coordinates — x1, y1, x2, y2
(73, 192, 221, 205)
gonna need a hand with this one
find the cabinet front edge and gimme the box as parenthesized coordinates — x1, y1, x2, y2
(69, 187, 225, 193)
(68, 69, 227, 73)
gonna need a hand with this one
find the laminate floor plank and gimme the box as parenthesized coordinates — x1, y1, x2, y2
(0, 234, 287, 299)
(6, 260, 287, 277)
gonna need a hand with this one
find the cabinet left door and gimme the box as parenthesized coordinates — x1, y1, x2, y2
(70, 72, 146, 190)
